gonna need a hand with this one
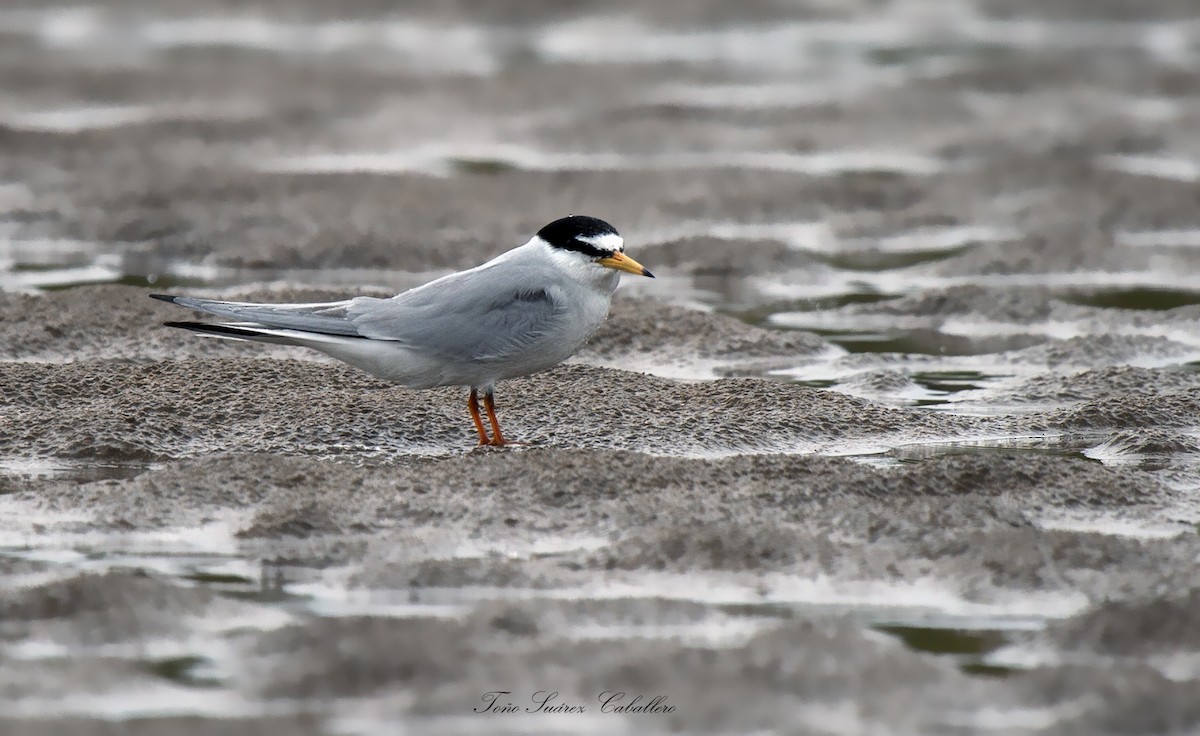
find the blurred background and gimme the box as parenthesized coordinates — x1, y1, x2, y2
(5, 1, 1200, 734)
(5, 0, 1200, 325)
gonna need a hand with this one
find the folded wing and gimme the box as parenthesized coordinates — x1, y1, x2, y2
(151, 258, 568, 366)
(348, 263, 568, 363)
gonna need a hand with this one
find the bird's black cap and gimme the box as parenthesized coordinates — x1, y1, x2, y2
(537, 215, 621, 258)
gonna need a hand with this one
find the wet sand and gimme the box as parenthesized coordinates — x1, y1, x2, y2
(3, 1, 1200, 734)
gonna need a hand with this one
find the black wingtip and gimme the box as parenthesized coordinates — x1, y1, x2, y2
(162, 321, 260, 339)
(149, 293, 179, 304)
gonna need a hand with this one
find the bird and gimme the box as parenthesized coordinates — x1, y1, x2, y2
(150, 215, 653, 447)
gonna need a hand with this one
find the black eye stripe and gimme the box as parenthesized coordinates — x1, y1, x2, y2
(554, 239, 610, 259)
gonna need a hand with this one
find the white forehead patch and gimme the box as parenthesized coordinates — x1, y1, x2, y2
(576, 233, 625, 252)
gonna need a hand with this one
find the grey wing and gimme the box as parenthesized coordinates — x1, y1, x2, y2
(150, 294, 362, 336)
(347, 262, 567, 363)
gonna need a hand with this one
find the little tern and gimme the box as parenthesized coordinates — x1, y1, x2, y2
(150, 215, 653, 446)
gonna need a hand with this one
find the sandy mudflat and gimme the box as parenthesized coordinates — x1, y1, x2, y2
(3, 0, 1200, 734)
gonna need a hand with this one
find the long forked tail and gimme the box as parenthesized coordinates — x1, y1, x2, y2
(151, 293, 369, 347)
(151, 293, 414, 387)
(150, 293, 362, 333)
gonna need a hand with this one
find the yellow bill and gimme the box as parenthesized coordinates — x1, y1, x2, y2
(597, 251, 654, 278)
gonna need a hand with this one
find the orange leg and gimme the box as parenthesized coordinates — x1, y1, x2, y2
(468, 389, 490, 445)
(482, 389, 508, 447)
